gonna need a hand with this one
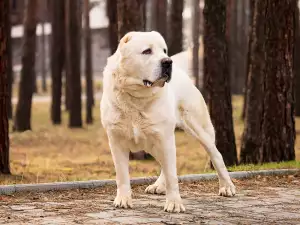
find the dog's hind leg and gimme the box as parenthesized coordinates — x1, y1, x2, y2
(181, 106, 236, 197)
(145, 170, 166, 195)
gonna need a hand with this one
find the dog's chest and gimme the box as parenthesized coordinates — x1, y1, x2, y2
(132, 123, 142, 144)
(113, 110, 160, 150)
(122, 113, 148, 142)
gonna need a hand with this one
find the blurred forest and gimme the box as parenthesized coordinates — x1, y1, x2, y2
(0, 0, 299, 183)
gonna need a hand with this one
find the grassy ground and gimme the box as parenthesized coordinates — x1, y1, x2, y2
(1, 96, 300, 185)
(12, 78, 103, 98)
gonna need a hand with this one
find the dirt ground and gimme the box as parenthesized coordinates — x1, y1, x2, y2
(0, 175, 300, 224)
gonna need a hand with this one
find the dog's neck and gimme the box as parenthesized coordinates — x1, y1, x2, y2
(104, 51, 165, 111)
(112, 73, 165, 111)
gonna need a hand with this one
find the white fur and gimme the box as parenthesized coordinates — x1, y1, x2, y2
(100, 31, 236, 213)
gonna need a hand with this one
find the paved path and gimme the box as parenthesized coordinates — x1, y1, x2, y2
(0, 176, 299, 224)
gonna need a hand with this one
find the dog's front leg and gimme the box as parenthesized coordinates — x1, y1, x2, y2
(108, 137, 132, 209)
(157, 134, 185, 213)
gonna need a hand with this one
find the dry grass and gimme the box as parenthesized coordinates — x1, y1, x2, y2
(1, 96, 299, 185)
(12, 78, 103, 97)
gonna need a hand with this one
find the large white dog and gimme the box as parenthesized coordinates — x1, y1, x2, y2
(100, 31, 236, 213)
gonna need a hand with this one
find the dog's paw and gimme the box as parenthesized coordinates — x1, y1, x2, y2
(164, 198, 185, 213)
(113, 195, 133, 209)
(219, 180, 236, 197)
(145, 183, 166, 195)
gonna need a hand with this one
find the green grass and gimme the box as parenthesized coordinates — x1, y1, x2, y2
(227, 161, 300, 172)
(200, 161, 300, 174)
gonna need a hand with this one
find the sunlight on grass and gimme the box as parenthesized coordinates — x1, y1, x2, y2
(227, 161, 300, 172)
(2, 95, 299, 185)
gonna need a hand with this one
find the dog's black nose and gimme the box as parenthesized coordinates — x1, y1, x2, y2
(161, 58, 173, 68)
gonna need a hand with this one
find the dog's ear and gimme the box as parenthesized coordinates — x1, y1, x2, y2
(119, 32, 133, 47)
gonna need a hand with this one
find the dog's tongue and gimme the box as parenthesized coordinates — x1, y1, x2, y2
(152, 78, 167, 87)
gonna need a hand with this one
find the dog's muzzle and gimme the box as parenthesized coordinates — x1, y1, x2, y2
(161, 57, 172, 83)
(143, 58, 173, 88)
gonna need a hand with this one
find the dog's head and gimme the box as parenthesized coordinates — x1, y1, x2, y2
(117, 31, 172, 88)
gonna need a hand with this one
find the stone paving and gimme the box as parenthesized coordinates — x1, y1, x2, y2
(0, 176, 300, 224)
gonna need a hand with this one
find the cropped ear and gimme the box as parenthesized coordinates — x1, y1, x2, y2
(119, 32, 133, 48)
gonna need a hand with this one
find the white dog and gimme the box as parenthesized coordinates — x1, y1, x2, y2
(100, 31, 236, 213)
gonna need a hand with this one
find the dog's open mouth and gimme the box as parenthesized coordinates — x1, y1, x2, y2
(143, 79, 153, 87)
(143, 73, 171, 88)
(143, 78, 168, 88)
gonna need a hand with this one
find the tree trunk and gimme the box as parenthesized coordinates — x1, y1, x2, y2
(169, 0, 184, 56)
(241, 0, 254, 120)
(6, 0, 13, 120)
(64, 2, 70, 112)
(41, 21, 47, 92)
(150, 0, 168, 40)
(240, 0, 264, 164)
(0, 0, 11, 174)
(39, 0, 47, 93)
(65, 0, 82, 128)
(227, 0, 238, 95)
(117, 0, 146, 39)
(33, 70, 38, 94)
(142, 0, 147, 31)
(14, 0, 38, 132)
(227, 0, 248, 95)
(241, 0, 296, 164)
(64, 73, 70, 111)
(295, 5, 300, 116)
(203, 0, 238, 166)
(106, 0, 118, 54)
(84, 0, 94, 124)
(192, 0, 200, 90)
(233, 0, 247, 95)
(50, 0, 65, 124)
(117, 0, 147, 160)
(261, 0, 295, 162)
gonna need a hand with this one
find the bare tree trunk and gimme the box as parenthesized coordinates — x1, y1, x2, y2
(41, 16, 47, 92)
(50, 0, 65, 124)
(228, 0, 238, 94)
(117, 0, 146, 39)
(33, 70, 38, 94)
(234, 0, 246, 94)
(117, 0, 147, 160)
(241, 0, 254, 120)
(64, 2, 70, 112)
(0, 0, 11, 174)
(295, 4, 300, 116)
(142, 0, 147, 31)
(241, 0, 296, 164)
(84, 0, 94, 124)
(14, 0, 38, 132)
(203, 0, 238, 166)
(261, 0, 295, 162)
(106, 0, 118, 54)
(65, 0, 82, 128)
(64, 73, 70, 111)
(240, 0, 264, 164)
(150, 0, 168, 40)
(6, 0, 13, 120)
(169, 0, 184, 56)
(192, 0, 200, 90)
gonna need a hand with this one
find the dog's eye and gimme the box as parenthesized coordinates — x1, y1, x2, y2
(142, 48, 152, 55)
(163, 49, 167, 54)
